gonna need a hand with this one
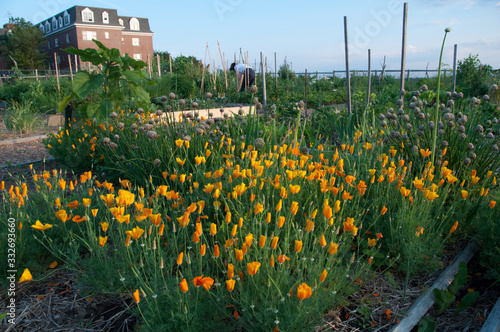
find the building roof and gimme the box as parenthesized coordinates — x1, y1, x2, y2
(37, 5, 153, 35)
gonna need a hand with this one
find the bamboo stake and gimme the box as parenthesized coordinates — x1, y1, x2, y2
(245, 51, 249, 90)
(157, 54, 161, 78)
(305, 69, 308, 116)
(200, 43, 209, 93)
(399, 3, 408, 98)
(75, 54, 78, 72)
(274, 52, 277, 90)
(344, 16, 351, 115)
(367, 49, 371, 107)
(169, 54, 172, 73)
(222, 52, 228, 90)
(68, 54, 73, 83)
(452, 44, 457, 92)
(35, 69, 38, 81)
(261, 52, 267, 109)
(54, 52, 60, 92)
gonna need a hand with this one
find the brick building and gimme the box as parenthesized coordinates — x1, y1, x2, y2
(37, 6, 154, 70)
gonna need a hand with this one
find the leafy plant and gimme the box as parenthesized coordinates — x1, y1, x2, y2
(4, 100, 42, 134)
(58, 40, 152, 120)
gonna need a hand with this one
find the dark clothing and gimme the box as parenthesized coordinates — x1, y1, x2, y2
(240, 68, 255, 92)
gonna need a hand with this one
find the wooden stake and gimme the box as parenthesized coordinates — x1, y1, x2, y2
(200, 43, 209, 93)
(157, 54, 161, 78)
(452, 44, 457, 92)
(399, 2, 408, 97)
(54, 52, 60, 92)
(305, 69, 308, 114)
(261, 52, 267, 109)
(169, 54, 172, 74)
(367, 49, 371, 107)
(75, 54, 78, 72)
(344, 16, 352, 115)
(68, 54, 73, 83)
(35, 69, 38, 81)
(222, 52, 228, 90)
(274, 52, 277, 90)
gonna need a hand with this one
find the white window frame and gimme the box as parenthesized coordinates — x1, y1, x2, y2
(52, 17, 57, 30)
(129, 17, 140, 31)
(132, 38, 140, 46)
(39, 24, 45, 33)
(58, 17, 62, 28)
(45, 21, 51, 33)
(102, 11, 109, 24)
(66, 34, 70, 43)
(118, 18, 123, 26)
(81, 8, 94, 22)
(82, 31, 97, 41)
(133, 53, 142, 60)
(64, 11, 70, 25)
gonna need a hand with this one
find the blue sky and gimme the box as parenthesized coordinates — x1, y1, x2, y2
(2, 0, 499, 73)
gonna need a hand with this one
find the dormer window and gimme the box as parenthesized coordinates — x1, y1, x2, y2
(52, 17, 57, 30)
(129, 17, 139, 31)
(81, 8, 94, 22)
(45, 21, 51, 33)
(102, 11, 109, 24)
(64, 11, 70, 25)
(39, 24, 45, 33)
(58, 17, 62, 27)
(118, 18, 123, 26)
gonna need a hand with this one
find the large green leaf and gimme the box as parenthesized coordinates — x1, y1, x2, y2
(129, 84, 150, 103)
(57, 92, 76, 113)
(73, 71, 105, 98)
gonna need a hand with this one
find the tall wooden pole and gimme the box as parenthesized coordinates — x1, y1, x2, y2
(367, 49, 371, 107)
(305, 69, 308, 113)
(222, 52, 228, 90)
(261, 52, 267, 109)
(169, 54, 172, 74)
(399, 2, 408, 98)
(157, 54, 161, 77)
(75, 54, 78, 72)
(54, 53, 60, 92)
(68, 54, 73, 83)
(452, 44, 457, 92)
(344, 16, 351, 115)
(274, 52, 278, 90)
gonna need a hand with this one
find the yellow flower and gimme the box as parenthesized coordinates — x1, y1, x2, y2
(176, 158, 186, 166)
(66, 200, 79, 209)
(91, 209, 99, 217)
(305, 219, 315, 232)
(133, 289, 140, 303)
(117, 190, 135, 206)
(320, 269, 328, 282)
(193, 275, 214, 290)
(58, 179, 66, 190)
(254, 202, 264, 214)
(100, 222, 109, 232)
(259, 235, 266, 248)
(328, 242, 339, 255)
(210, 223, 217, 236)
(31, 220, 53, 231)
(420, 149, 431, 158)
(101, 194, 115, 207)
(323, 205, 333, 219)
(19, 268, 32, 283)
(82, 198, 91, 207)
(368, 238, 377, 247)
(381, 206, 388, 215)
(99, 236, 108, 247)
(235, 248, 244, 261)
(295, 240, 303, 252)
(490, 201, 496, 208)
(319, 234, 327, 247)
(116, 214, 130, 224)
(226, 279, 236, 292)
(278, 254, 290, 264)
(424, 190, 439, 201)
(289, 184, 301, 194)
(49, 261, 58, 269)
(55, 209, 71, 222)
(177, 252, 184, 265)
(297, 283, 312, 300)
(180, 279, 188, 292)
(271, 236, 279, 249)
(175, 139, 184, 147)
(290, 201, 299, 215)
(200, 244, 206, 256)
(275, 199, 282, 212)
(450, 221, 458, 233)
(247, 261, 261, 275)
(461, 190, 468, 199)
(125, 226, 145, 240)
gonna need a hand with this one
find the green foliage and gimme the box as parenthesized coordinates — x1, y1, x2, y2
(418, 315, 436, 332)
(0, 17, 47, 69)
(456, 54, 496, 97)
(4, 100, 43, 134)
(59, 40, 152, 120)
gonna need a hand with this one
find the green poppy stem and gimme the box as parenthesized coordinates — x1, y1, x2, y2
(432, 28, 451, 166)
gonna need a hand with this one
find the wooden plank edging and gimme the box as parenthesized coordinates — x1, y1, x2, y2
(390, 240, 479, 332)
(479, 296, 500, 332)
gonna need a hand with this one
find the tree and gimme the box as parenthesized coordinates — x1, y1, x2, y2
(456, 54, 495, 97)
(0, 17, 46, 69)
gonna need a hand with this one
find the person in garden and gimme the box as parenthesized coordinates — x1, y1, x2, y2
(230, 62, 255, 92)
